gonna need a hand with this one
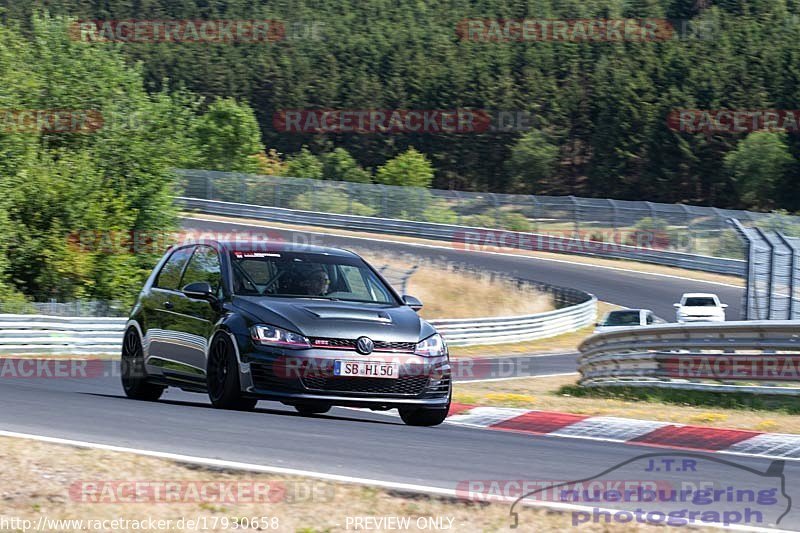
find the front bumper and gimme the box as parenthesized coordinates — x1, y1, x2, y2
(238, 344, 451, 409)
(677, 315, 725, 323)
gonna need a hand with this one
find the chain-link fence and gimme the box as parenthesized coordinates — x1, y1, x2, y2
(375, 264, 419, 294)
(177, 169, 800, 261)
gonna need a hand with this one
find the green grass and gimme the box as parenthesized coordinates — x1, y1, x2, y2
(559, 384, 800, 415)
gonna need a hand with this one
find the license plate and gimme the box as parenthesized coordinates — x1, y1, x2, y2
(333, 360, 398, 379)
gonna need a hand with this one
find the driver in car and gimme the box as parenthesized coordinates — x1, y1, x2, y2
(297, 265, 330, 296)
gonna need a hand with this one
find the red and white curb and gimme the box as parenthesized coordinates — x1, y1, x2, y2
(426, 404, 800, 461)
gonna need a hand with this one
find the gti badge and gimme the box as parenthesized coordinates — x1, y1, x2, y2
(355, 336, 374, 355)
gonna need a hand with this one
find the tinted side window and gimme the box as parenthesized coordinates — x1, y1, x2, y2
(181, 246, 222, 295)
(154, 247, 194, 290)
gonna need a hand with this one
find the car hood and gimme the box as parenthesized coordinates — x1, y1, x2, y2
(232, 296, 434, 342)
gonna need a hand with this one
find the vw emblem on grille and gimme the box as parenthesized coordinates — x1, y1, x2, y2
(355, 336, 374, 355)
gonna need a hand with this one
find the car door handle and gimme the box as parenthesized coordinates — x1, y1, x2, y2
(163, 301, 174, 309)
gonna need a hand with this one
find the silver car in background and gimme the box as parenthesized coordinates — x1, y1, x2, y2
(594, 309, 665, 334)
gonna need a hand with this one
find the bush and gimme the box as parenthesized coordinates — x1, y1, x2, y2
(712, 230, 746, 258)
(460, 212, 531, 232)
(287, 147, 323, 179)
(0, 16, 197, 305)
(191, 97, 264, 173)
(725, 132, 793, 210)
(461, 214, 497, 228)
(499, 212, 532, 232)
(289, 190, 375, 216)
(322, 148, 372, 183)
(375, 148, 434, 188)
(423, 200, 459, 224)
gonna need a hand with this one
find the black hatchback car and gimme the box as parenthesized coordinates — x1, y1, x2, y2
(121, 239, 452, 426)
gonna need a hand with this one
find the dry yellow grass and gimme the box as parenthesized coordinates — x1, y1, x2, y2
(358, 251, 553, 319)
(0, 435, 683, 532)
(407, 268, 552, 320)
(454, 374, 800, 433)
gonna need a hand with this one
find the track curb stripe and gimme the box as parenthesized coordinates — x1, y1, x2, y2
(443, 406, 800, 460)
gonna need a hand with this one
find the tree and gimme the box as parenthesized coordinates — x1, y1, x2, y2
(286, 147, 323, 179)
(0, 15, 200, 304)
(724, 132, 793, 209)
(322, 148, 372, 183)
(505, 130, 559, 193)
(191, 97, 264, 173)
(375, 148, 434, 188)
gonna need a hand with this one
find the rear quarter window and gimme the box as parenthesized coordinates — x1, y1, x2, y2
(154, 246, 194, 290)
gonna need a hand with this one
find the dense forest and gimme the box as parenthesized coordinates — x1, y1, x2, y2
(4, 1, 800, 209)
(1, 1, 800, 303)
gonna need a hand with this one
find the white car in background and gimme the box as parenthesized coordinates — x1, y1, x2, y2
(594, 309, 665, 334)
(674, 293, 727, 323)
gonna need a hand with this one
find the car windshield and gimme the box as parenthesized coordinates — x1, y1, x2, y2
(602, 311, 641, 326)
(230, 251, 397, 304)
(684, 297, 717, 307)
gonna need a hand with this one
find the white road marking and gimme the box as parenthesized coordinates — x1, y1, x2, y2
(0, 428, 784, 532)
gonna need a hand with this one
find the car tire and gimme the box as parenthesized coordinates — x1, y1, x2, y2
(207, 333, 257, 411)
(121, 327, 164, 401)
(399, 386, 451, 427)
(294, 402, 331, 416)
(399, 405, 450, 426)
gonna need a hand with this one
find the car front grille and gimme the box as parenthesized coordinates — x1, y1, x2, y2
(310, 337, 416, 353)
(301, 374, 430, 395)
(311, 338, 356, 349)
(375, 341, 417, 352)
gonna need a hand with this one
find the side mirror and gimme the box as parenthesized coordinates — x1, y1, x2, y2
(402, 295, 423, 311)
(182, 281, 216, 301)
(673, 303, 681, 308)
(721, 303, 728, 308)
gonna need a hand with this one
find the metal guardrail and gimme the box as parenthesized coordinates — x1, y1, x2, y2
(0, 300, 128, 317)
(578, 321, 800, 394)
(178, 197, 745, 276)
(0, 288, 596, 353)
(431, 295, 596, 346)
(0, 315, 127, 355)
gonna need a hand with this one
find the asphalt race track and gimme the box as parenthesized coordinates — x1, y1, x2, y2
(3, 218, 784, 529)
(454, 353, 579, 381)
(1, 374, 799, 529)
(181, 217, 744, 320)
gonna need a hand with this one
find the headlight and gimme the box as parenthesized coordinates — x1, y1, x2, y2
(250, 325, 310, 349)
(415, 333, 447, 357)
